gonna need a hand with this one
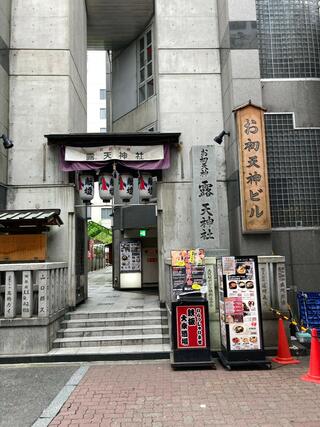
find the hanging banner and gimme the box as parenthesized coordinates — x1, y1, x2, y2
(234, 102, 271, 233)
(65, 145, 164, 162)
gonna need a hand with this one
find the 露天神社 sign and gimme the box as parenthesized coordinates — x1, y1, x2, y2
(65, 145, 164, 162)
(234, 102, 271, 233)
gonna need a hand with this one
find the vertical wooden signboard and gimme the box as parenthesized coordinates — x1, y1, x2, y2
(234, 102, 271, 233)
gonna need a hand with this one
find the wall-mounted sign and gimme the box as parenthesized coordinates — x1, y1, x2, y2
(65, 145, 164, 162)
(234, 102, 271, 233)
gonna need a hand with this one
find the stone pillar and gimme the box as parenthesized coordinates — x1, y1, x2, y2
(21, 270, 33, 318)
(4, 271, 17, 318)
(50, 269, 55, 314)
(38, 270, 49, 318)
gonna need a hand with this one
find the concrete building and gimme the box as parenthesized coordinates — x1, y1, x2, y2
(0, 0, 319, 355)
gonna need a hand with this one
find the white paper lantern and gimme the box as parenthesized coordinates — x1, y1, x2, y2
(139, 173, 153, 201)
(99, 173, 114, 202)
(118, 173, 133, 201)
(79, 174, 94, 202)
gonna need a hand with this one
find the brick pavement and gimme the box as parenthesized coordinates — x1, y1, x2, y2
(49, 359, 320, 427)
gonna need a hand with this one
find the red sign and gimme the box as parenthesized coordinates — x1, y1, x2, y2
(176, 305, 206, 349)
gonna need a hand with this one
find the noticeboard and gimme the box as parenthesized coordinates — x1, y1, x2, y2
(120, 240, 141, 273)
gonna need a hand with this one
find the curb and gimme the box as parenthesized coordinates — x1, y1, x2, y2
(31, 365, 89, 427)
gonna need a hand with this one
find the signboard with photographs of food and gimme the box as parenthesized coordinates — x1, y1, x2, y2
(218, 256, 265, 355)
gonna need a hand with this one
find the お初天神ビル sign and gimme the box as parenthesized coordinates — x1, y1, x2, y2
(234, 102, 271, 233)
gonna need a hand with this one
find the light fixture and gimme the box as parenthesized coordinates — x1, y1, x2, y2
(214, 130, 230, 145)
(1, 134, 14, 149)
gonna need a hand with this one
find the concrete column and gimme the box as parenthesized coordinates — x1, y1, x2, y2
(155, 0, 230, 301)
(217, 0, 272, 255)
(8, 0, 87, 306)
(0, 0, 11, 208)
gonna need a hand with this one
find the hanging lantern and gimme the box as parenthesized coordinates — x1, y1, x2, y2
(118, 173, 133, 202)
(78, 174, 94, 202)
(139, 173, 153, 201)
(99, 173, 114, 202)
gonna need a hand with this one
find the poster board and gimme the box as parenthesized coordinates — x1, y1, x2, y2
(120, 240, 141, 273)
(217, 256, 268, 368)
(171, 249, 206, 300)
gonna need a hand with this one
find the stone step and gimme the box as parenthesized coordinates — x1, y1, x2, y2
(67, 308, 167, 320)
(61, 315, 168, 328)
(58, 324, 169, 338)
(53, 334, 170, 348)
(49, 343, 171, 355)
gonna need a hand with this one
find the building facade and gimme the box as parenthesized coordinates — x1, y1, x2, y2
(0, 0, 319, 354)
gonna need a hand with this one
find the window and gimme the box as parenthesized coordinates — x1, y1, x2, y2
(100, 108, 106, 120)
(100, 89, 106, 100)
(138, 28, 154, 104)
(101, 208, 113, 219)
(100, 128, 106, 133)
(256, 0, 320, 78)
(265, 113, 320, 227)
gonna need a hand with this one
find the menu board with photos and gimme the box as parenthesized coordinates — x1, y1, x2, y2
(171, 249, 206, 300)
(120, 240, 141, 272)
(218, 256, 263, 352)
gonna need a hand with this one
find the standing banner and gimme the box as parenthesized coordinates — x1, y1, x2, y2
(217, 255, 271, 369)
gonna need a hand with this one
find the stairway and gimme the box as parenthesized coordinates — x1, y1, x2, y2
(52, 307, 170, 356)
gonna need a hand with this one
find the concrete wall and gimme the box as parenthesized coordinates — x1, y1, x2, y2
(0, 0, 11, 208)
(7, 0, 87, 307)
(217, 0, 272, 256)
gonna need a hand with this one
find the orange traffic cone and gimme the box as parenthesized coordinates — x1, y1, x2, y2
(272, 318, 300, 364)
(301, 328, 320, 384)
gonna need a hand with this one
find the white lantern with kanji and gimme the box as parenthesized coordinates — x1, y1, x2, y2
(99, 173, 114, 202)
(118, 173, 133, 202)
(139, 173, 153, 201)
(79, 174, 94, 202)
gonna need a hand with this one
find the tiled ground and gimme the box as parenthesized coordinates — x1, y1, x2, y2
(49, 358, 320, 427)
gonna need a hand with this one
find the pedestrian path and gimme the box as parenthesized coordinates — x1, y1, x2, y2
(50, 268, 170, 358)
(47, 358, 320, 427)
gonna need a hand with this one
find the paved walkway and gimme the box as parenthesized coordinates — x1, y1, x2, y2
(49, 358, 320, 427)
(79, 268, 160, 313)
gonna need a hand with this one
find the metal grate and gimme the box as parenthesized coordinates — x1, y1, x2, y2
(265, 114, 320, 227)
(256, 0, 320, 78)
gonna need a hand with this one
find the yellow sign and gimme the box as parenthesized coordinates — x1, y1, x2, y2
(234, 102, 271, 233)
(192, 283, 202, 290)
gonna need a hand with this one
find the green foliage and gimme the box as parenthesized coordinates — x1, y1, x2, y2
(87, 221, 112, 244)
